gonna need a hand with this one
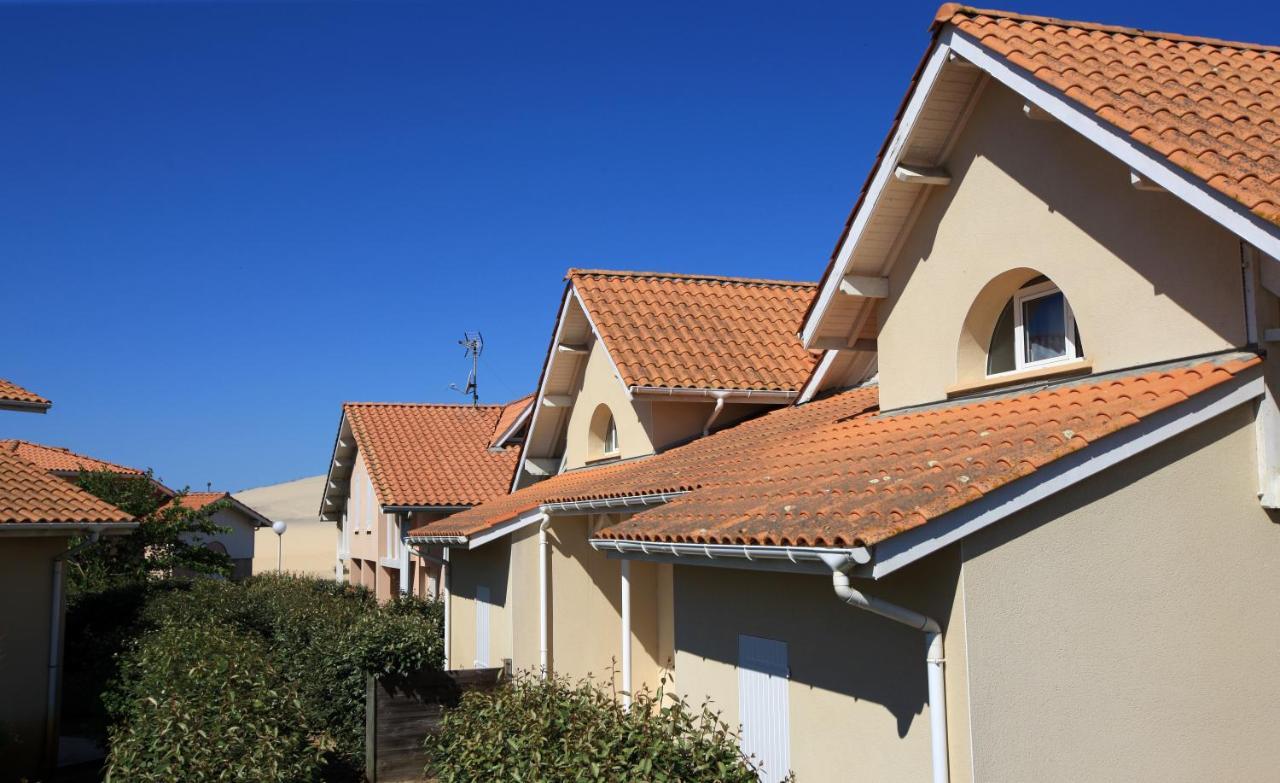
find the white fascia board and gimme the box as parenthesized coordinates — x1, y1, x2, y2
(870, 372, 1264, 579)
(797, 350, 838, 404)
(512, 290, 578, 492)
(467, 508, 550, 549)
(490, 400, 534, 450)
(944, 28, 1280, 262)
(318, 411, 353, 519)
(801, 41, 955, 347)
(570, 286, 632, 401)
(628, 386, 797, 404)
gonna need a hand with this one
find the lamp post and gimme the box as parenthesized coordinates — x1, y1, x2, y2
(272, 520, 287, 572)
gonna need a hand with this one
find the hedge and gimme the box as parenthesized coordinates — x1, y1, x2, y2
(422, 675, 764, 783)
(99, 574, 443, 782)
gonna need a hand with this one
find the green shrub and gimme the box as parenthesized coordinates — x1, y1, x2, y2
(105, 622, 325, 782)
(422, 675, 762, 783)
(97, 574, 443, 781)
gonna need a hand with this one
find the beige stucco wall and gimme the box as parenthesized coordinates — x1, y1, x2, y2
(670, 553, 963, 783)
(877, 81, 1245, 410)
(509, 524, 541, 673)
(448, 537, 513, 669)
(961, 403, 1280, 781)
(0, 535, 67, 778)
(344, 450, 382, 564)
(561, 340, 654, 470)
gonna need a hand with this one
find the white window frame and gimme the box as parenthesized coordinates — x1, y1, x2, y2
(1009, 280, 1080, 373)
(603, 415, 618, 456)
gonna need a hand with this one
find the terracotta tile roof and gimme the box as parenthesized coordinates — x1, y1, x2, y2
(598, 354, 1261, 548)
(569, 269, 821, 392)
(346, 403, 522, 508)
(939, 5, 1280, 225)
(0, 439, 143, 476)
(411, 385, 880, 539)
(173, 491, 229, 511)
(0, 449, 134, 525)
(0, 378, 51, 409)
(489, 393, 535, 449)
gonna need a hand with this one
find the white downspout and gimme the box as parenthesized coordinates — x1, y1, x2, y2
(827, 563, 949, 783)
(397, 513, 411, 596)
(620, 558, 632, 709)
(45, 531, 101, 774)
(442, 547, 451, 668)
(701, 391, 729, 436)
(535, 512, 552, 677)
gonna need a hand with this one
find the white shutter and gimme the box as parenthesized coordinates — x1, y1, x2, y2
(475, 585, 490, 667)
(738, 635, 790, 783)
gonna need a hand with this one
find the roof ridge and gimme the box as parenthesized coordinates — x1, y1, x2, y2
(344, 401, 505, 410)
(566, 268, 818, 289)
(934, 4, 1280, 54)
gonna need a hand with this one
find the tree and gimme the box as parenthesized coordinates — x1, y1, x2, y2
(70, 469, 232, 596)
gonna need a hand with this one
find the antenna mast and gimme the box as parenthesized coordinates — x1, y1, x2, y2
(452, 332, 483, 406)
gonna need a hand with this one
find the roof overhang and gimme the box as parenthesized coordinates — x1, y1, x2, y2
(489, 401, 534, 451)
(801, 24, 1280, 353)
(0, 521, 138, 538)
(0, 399, 50, 414)
(319, 410, 357, 522)
(593, 368, 1264, 579)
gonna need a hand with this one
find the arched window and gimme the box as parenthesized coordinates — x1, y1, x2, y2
(589, 404, 620, 460)
(987, 276, 1082, 376)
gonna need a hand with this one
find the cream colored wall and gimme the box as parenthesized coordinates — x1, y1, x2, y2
(344, 449, 381, 564)
(877, 81, 1245, 410)
(509, 524, 542, 673)
(0, 535, 67, 777)
(561, 340, 653, 470)
(448, 538, 513, 670)
(670, 554, 962, 782)
(961, 403, 1280, 781)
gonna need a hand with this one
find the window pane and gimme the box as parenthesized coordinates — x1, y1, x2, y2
(1022, 292, 1067, 363)
(987, 300, 1015, 375)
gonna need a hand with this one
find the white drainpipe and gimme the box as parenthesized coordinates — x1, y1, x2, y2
(620, 558, 632, 709)
(45, 532, 101, 773)
(823, 556, 949, 783)
(442, 547, 451, 669)
(701, 391, 729, 436)
(398, 514, 411, 596)
(535, 512, 552, 677)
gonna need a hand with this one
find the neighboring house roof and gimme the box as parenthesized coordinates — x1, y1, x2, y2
(0, 378, 51, 413)
(322, 402, 523, 518)
(570, 269, 821, 392)
(597, 354, 1261, 552)
(410, 384, 881, 541)
(0, 449, 134, 525)
(0, 439, 143, 476)
(489, 393, 535, 449)
(171, 491, 273, 527)
(942, 5, 1280, 226)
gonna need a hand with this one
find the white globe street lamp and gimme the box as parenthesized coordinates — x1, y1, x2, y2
(272, 520, 287, 572)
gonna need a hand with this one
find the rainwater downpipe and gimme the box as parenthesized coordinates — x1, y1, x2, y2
(821, 554, 949, 783)
(620, 558, 632, 709)
(45, 532, 101, 773)
(441, 548, 451, 668)
(535, 512, 551, 677)
(701, 391, 730, 436)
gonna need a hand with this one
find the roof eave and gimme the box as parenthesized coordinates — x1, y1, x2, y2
(0, 521, 138, 537)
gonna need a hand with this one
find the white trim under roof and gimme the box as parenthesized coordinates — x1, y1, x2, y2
(797, 351, 838, 404)
(512, 290, 578, 492)
(489, 399, 535, 451)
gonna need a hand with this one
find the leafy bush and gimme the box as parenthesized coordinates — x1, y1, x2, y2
(98, 574, 443, 781)
(422, 675, 762, 783)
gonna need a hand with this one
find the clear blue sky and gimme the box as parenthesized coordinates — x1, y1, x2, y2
(2, 0, 1275, 492)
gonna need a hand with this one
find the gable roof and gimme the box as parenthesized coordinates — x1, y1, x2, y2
(0, 378, 51, 413)
(570, 269, 821, 393)
(410, 384, 880, 542)
(0, 439, 144, 476)
(0, 449, 135, 526)
(801, 4, 1280, 353)
(941, 5, 1280, 226)
(171, 491, 272, 527)
(323, 402, 523, 518)
(489, 393, 535, 449)
(596, 353, 1260, 566)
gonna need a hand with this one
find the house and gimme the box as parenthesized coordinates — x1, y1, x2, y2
(320, 394, 533, 602)
(170, 491, 271, 580)
(410, 268, 820, 672)
(0, 385, 137, 779)
(0, 438, 172, 497)
(238, 475, 337, 578)
(411, 7, 1280, 782)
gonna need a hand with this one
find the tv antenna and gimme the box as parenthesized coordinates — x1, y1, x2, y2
(449, 332, 484, 406)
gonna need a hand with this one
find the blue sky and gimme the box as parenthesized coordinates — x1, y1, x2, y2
(2, 0, 1275, 492)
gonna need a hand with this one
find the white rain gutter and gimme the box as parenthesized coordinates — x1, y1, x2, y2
(629, 386, 797, 404)
(534, 511, 552, 676)
(45, 532, 101, 772)
(820, 553, 948, 783)
(701, 391, 729, 436)
(620, 558, 632, 709)
(591, 538, 872, 571)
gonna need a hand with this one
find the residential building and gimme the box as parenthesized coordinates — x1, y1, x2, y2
(412, 7, 1280, 782)
(170, 491, 271, 579)
(320, 395, 532, 602)
(239, 475, 336, 578)
(0, 384, 136, 780)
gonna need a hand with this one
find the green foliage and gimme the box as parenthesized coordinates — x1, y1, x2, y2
(422, 674, 762, 783)
(70, 470, 233, 596)
(96, 574, 443, 782)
